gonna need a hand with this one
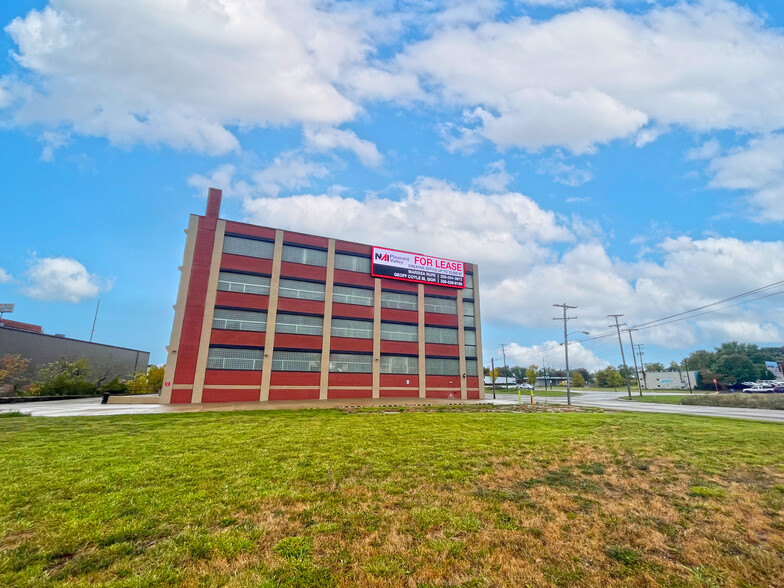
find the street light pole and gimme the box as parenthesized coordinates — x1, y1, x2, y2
(553, 303, 577, 406)
(608, 314, 632, 400)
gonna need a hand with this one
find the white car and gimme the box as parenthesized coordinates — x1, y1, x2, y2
(742, 384, 774, 393)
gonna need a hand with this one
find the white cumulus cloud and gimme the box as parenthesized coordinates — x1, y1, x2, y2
(397, 1, 784, 152)
(706, 134, 784, 222)
(23, 257, 111, 303)
(0, 268, 13, 284)
(501, 341, 611, 372)
(3, 0, 390, 154)
(304, 127, 383, 167)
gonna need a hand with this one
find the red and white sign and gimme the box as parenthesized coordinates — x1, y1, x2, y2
(164, 381, 171, 387)
(371, 246, 464, 288)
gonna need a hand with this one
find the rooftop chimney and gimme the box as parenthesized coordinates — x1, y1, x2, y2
(206, 187, 222, 219)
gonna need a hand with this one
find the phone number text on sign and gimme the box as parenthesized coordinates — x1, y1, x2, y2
(371, 247, 465, 289)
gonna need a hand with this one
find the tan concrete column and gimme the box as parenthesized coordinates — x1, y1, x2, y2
(457, 288, 467, 400)
(417, 283, 426, 398)
(191, 220, 227, 403)
(319, 240, 336, 400)
(372, 278, 381, 398)
(161, 215, 200, 404)
(473, 269, 485, 399)
(260, 230, 284, 401)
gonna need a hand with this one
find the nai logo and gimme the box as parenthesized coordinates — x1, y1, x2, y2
(374, 252, 389, 261)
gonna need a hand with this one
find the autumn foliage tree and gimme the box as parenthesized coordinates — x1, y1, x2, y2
(0, 354, 30, 392)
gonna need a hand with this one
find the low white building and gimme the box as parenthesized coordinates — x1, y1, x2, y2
(643, 371, 698, 390)
(484, 376, 517, 388)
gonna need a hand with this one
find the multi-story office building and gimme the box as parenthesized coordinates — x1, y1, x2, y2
(161, 188, 483, 404)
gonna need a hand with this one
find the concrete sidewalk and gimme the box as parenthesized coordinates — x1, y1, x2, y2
(0, 396, 484, 418)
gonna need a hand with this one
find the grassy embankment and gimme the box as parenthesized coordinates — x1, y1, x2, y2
(2, 408, 784, 586)
(620, 393, 784, 410)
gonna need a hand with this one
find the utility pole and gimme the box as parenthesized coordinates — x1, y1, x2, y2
(626, 328, 643, 397)
(553, 303, 578, 406)
(500, 344, 509, 390)
(608, 314, 632, 400)
(680, 354, 693, 394)
(90, 299, 101, 343)
(636, 345, 646, 389)
(490, 358, 497, 399)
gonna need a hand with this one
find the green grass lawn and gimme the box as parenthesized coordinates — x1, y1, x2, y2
(2, 408, 784, 587)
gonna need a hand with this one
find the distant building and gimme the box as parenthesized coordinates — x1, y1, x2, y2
(643, 370, 697, 390)
(484, 376, 517, 387)
(0, 320, 150, 381)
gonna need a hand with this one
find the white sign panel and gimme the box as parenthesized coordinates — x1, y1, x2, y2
(371, 247, 464, 288)
(0, 304, 14, 313)
(766, 361, 783, 380)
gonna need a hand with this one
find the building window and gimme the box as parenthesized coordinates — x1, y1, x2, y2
(381, 291, 417, 311)
(207, 347, 263, 370)
(464, 330, 476, 346)
(271, 350, 321, 371)
(425, 326, 458, 345)
(466, 359, 478, 377)
(426, 357, 460, 376)
(278, 278, 325, 301)
(212, 308, 267, 332)
(424, 296, 457, 314)
(333, 285, 373, 306)
(331, 318, 373, 339)
(329, 353, 372, 373)
(464, 274, 474, 300)
(334, 253, 371, 273)
(223, 236, 274, 259)
(463, 300, 475, 327)
(275, 313, 323, 336)
(281, 244, 327, 267)
(380, 322, 417, 342)
(217, 271, 271, 296)
(465, 345, 477, 358)
(380, 355, 418, 374)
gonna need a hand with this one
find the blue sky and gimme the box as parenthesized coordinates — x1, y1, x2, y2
(1, 0, 783, 371)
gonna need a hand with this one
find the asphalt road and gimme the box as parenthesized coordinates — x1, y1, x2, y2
(486, 390, 784, 424)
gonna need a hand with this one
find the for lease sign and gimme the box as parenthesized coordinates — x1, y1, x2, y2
(371, 247, 464, 288)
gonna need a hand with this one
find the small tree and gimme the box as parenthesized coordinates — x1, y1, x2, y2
(36, 358, 96, 397)
(0, 354, 31, 394)
(147, 365, 164, 391)
(570, 370, 586, 388)
(526, 365, 538, 386)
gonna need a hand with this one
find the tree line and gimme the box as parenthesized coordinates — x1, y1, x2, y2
(485, 341, 782, 390)
(0, 354, 164, 397)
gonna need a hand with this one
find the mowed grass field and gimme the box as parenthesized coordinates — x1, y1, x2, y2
(2, 408, 784, 587)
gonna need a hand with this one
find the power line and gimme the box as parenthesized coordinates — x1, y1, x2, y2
(485, 280, 784, 366)
(633, 280, 784, 329)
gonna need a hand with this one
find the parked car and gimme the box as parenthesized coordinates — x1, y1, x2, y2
(742, 384, 775, 393)
(520, 383, 535, 390)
